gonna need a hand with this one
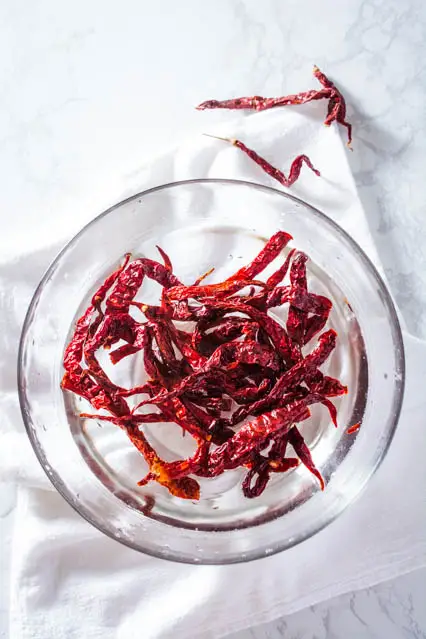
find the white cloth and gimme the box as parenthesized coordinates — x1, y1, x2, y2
(1, 109, 426, 639)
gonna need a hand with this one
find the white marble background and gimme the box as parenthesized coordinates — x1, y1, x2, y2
(1, 0, 426, 637)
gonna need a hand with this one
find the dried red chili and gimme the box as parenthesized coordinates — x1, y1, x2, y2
(227, 231, 292, 281)
(287, 252, 309, 348)
(197, 84, 330, 112)
(288, 425, 325, 490)
(202, 400, 311, 477)
(62, 233, 347, 500)
(167, 277, 266, 302)
(204, 134, 320, 189)
(197, 65, 352, 145)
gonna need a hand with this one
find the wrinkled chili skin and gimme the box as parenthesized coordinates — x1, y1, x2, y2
(106, 261, 146, 313)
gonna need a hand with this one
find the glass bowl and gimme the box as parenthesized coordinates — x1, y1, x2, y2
(18, 179, 404, 564)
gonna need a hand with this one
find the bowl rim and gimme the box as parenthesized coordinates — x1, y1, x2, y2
(18, 177, 405, 564)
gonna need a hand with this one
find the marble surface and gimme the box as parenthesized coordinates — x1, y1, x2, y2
(1, 0, 426, 637)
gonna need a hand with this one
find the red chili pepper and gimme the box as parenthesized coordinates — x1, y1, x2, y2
(204, 401, 311, 476)
(197, 87, 331, 112)
(166, 278, 266, 302)
(204, 135, 320, 189)
(106, 261, 146, 313)
(62, 305, 95, 378)
(266, 247, 296, 289)
(227, 231, 293, 282)
(192, 316, 258, 356)
(197, 65, 352, 145)
(156, 245, 173, 271)
(287, 252, 309, 347)
(80, 412, 170, 425)
(303, 314, 330, 345)
(269, 430, 290, 461)
(109, 323, 148, 364)
(140, 258, 182, 288)
(91, 254, 131, 311)
(309, 373, 348, 397)
(150, 320, 179, 370)
(84, 313, 142, 389)
(126, 424, 201, 500)
(288, 425, 325, 490)
(166, 322, 207, 371)
(106, 258, 181, 313)
(243, 456, 299, 498)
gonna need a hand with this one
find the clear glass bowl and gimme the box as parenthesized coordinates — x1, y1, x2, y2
(18, 179, 404, 564)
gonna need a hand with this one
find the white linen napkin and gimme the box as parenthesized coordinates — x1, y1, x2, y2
(1, 109, 426, 639)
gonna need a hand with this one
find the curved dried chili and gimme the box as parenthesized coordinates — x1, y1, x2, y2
(204, 134, 320, 189)
(197, 65, 352, 145)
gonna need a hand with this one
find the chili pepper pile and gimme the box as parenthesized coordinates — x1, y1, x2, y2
(62, 232, 347, 501)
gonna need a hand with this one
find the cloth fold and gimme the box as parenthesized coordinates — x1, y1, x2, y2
(2, 109, 425, 639)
